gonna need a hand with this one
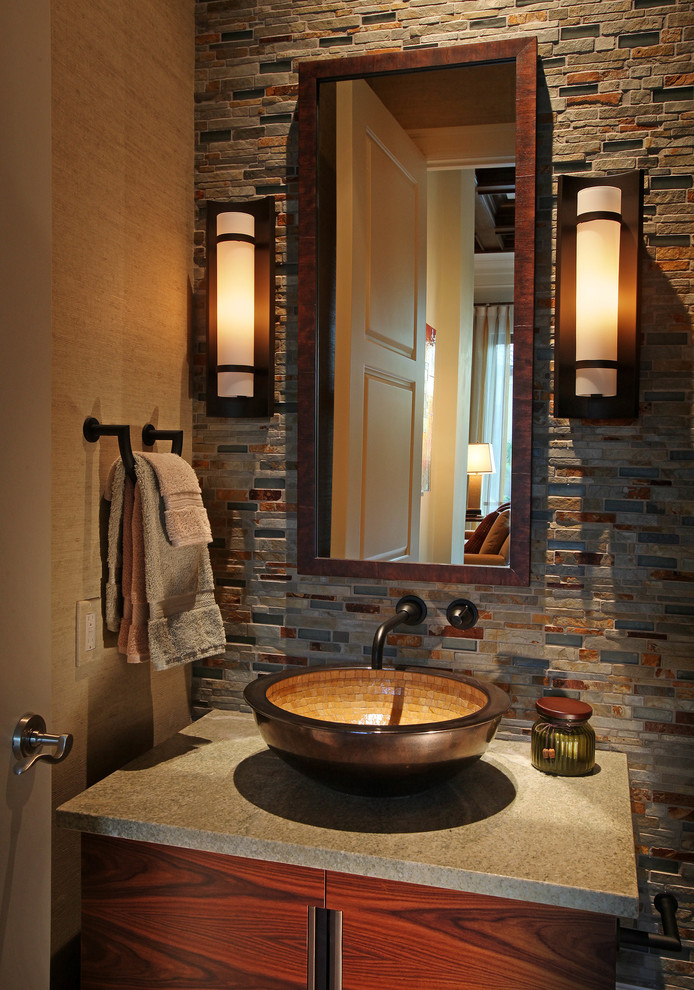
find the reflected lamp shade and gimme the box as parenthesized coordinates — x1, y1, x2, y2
(467, 442, 495, 517)
(206, 198, 275, 417)
(467, 443, 495, 476)
(554, 171, 642, 420)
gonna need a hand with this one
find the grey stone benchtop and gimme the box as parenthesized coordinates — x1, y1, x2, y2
(57, 709, 639, 918)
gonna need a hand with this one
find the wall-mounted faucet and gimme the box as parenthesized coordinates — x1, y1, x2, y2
(371, 595, 427, 670)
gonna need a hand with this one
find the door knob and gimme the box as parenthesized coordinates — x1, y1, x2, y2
(12, 713, 73, 776)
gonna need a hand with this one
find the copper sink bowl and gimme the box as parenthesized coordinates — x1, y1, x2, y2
(243, 665, 509, 795)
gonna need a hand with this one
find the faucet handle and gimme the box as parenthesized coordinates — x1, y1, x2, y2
(395, 595, 427, 625)
(446, 598, 479, 630)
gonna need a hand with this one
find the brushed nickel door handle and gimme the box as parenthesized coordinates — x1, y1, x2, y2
(12, 713, 73, 775)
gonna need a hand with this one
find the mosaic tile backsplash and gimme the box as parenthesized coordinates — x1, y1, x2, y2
(192, 3, 693, 987)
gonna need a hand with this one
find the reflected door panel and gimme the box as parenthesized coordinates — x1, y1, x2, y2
(367, 138, 419, 354)
(361, 372, 417, 561)
(331, 79, 427, 561)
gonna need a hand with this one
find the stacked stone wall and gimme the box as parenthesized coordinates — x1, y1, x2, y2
(193, 3, 693, 986)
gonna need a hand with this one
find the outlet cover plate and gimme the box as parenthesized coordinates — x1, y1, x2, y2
(75, 598, 103, 666)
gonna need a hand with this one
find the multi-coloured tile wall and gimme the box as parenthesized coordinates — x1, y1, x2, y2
(192, 3, 693, 987)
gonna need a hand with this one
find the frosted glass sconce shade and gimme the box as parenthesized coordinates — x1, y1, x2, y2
(575, 185, 621, 397)
(206, 198, 275, 417)
(216, 212, 255, 398)
(555, 171, 641, 419)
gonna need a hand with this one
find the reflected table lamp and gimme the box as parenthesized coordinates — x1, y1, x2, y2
(467, 443, 495, 520)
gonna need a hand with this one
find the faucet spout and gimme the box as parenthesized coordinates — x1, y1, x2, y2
(371, 595, 427, 669)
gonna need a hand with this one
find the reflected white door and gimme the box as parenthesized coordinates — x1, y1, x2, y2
(0, 4, 53, 986)
(331, 79, 427, 561)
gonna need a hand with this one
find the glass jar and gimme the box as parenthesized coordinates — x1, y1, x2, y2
(531, 696, 595, 776)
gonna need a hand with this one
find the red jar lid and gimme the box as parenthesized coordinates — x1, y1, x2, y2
(536, 696, 592, 722)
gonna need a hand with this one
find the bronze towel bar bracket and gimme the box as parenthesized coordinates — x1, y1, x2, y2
(83, 417, 136, 481)
(83, 417, 184, 482)
(142, 423, 183, 456)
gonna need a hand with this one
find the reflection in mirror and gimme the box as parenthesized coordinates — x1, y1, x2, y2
(298, 39, 536, 586)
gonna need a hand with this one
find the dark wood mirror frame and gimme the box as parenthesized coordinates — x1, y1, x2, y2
(297, 37, 537, 586)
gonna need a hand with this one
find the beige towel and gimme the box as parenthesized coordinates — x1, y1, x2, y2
(106, 456, 225, 670)
(134, 454, 225, 670)
(139, 451, 212, 547)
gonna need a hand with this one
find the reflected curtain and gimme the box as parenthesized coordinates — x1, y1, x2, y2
(470, 304, 513, 515)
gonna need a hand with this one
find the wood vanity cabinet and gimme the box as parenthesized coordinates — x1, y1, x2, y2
(81, 834, 324, 989)
(81, 834, 617, 990)
(326, 871, 616, 990)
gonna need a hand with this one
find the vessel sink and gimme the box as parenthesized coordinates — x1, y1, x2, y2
(243, 665, 510, 795)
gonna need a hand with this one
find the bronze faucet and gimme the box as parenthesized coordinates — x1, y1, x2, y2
(371, 596, 427, 669)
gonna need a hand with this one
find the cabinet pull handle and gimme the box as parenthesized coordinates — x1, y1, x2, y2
(308, 906, 315, 990)
(308, 906, 327, 990)
(329, 909, 342, 990)
(308, 906, 342, 990)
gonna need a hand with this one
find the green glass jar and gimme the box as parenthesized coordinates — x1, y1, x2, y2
(531, 697, 595, 776)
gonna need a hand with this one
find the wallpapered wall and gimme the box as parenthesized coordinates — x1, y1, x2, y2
(192, 3, 693, 987)
(51, 0, 194, 976)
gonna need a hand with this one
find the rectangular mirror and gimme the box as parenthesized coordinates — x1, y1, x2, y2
(297, 38, 536, 586)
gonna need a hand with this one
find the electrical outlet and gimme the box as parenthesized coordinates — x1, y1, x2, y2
(76, 599, 102, 666)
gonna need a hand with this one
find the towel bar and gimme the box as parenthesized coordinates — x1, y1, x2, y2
(83, 417, 136, 482)
(142, 423, 184, 456)
(84, 418, 186, 482)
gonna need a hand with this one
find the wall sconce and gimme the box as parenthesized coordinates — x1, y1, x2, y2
(466, 442, 495, 519)
(206, 197, 275, 417)
(555, 170, 642, 419)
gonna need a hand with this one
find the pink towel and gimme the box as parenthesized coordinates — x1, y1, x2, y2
(116, 476, 149, 663)
(139, 452, 212, 547)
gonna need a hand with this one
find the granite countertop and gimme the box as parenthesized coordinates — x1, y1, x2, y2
(57, 709, 639, 919)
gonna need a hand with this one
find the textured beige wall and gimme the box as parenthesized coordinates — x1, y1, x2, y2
(50, 0, 195, 972)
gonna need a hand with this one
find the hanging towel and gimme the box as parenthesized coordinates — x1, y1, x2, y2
(105, 456, 225, 670)
(119, 479, 150, 663)
(134, 454, 225, 670)
(128, 482, 151, 661)
(139, 451, 212, 547)
(105, 460, 125, 634)
(117, 475, 135, 655)
(106, 463, 146, 661)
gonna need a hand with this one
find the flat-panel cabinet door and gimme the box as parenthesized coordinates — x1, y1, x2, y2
(81, 835, 325, 990)
(326, 871, 617, 990)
